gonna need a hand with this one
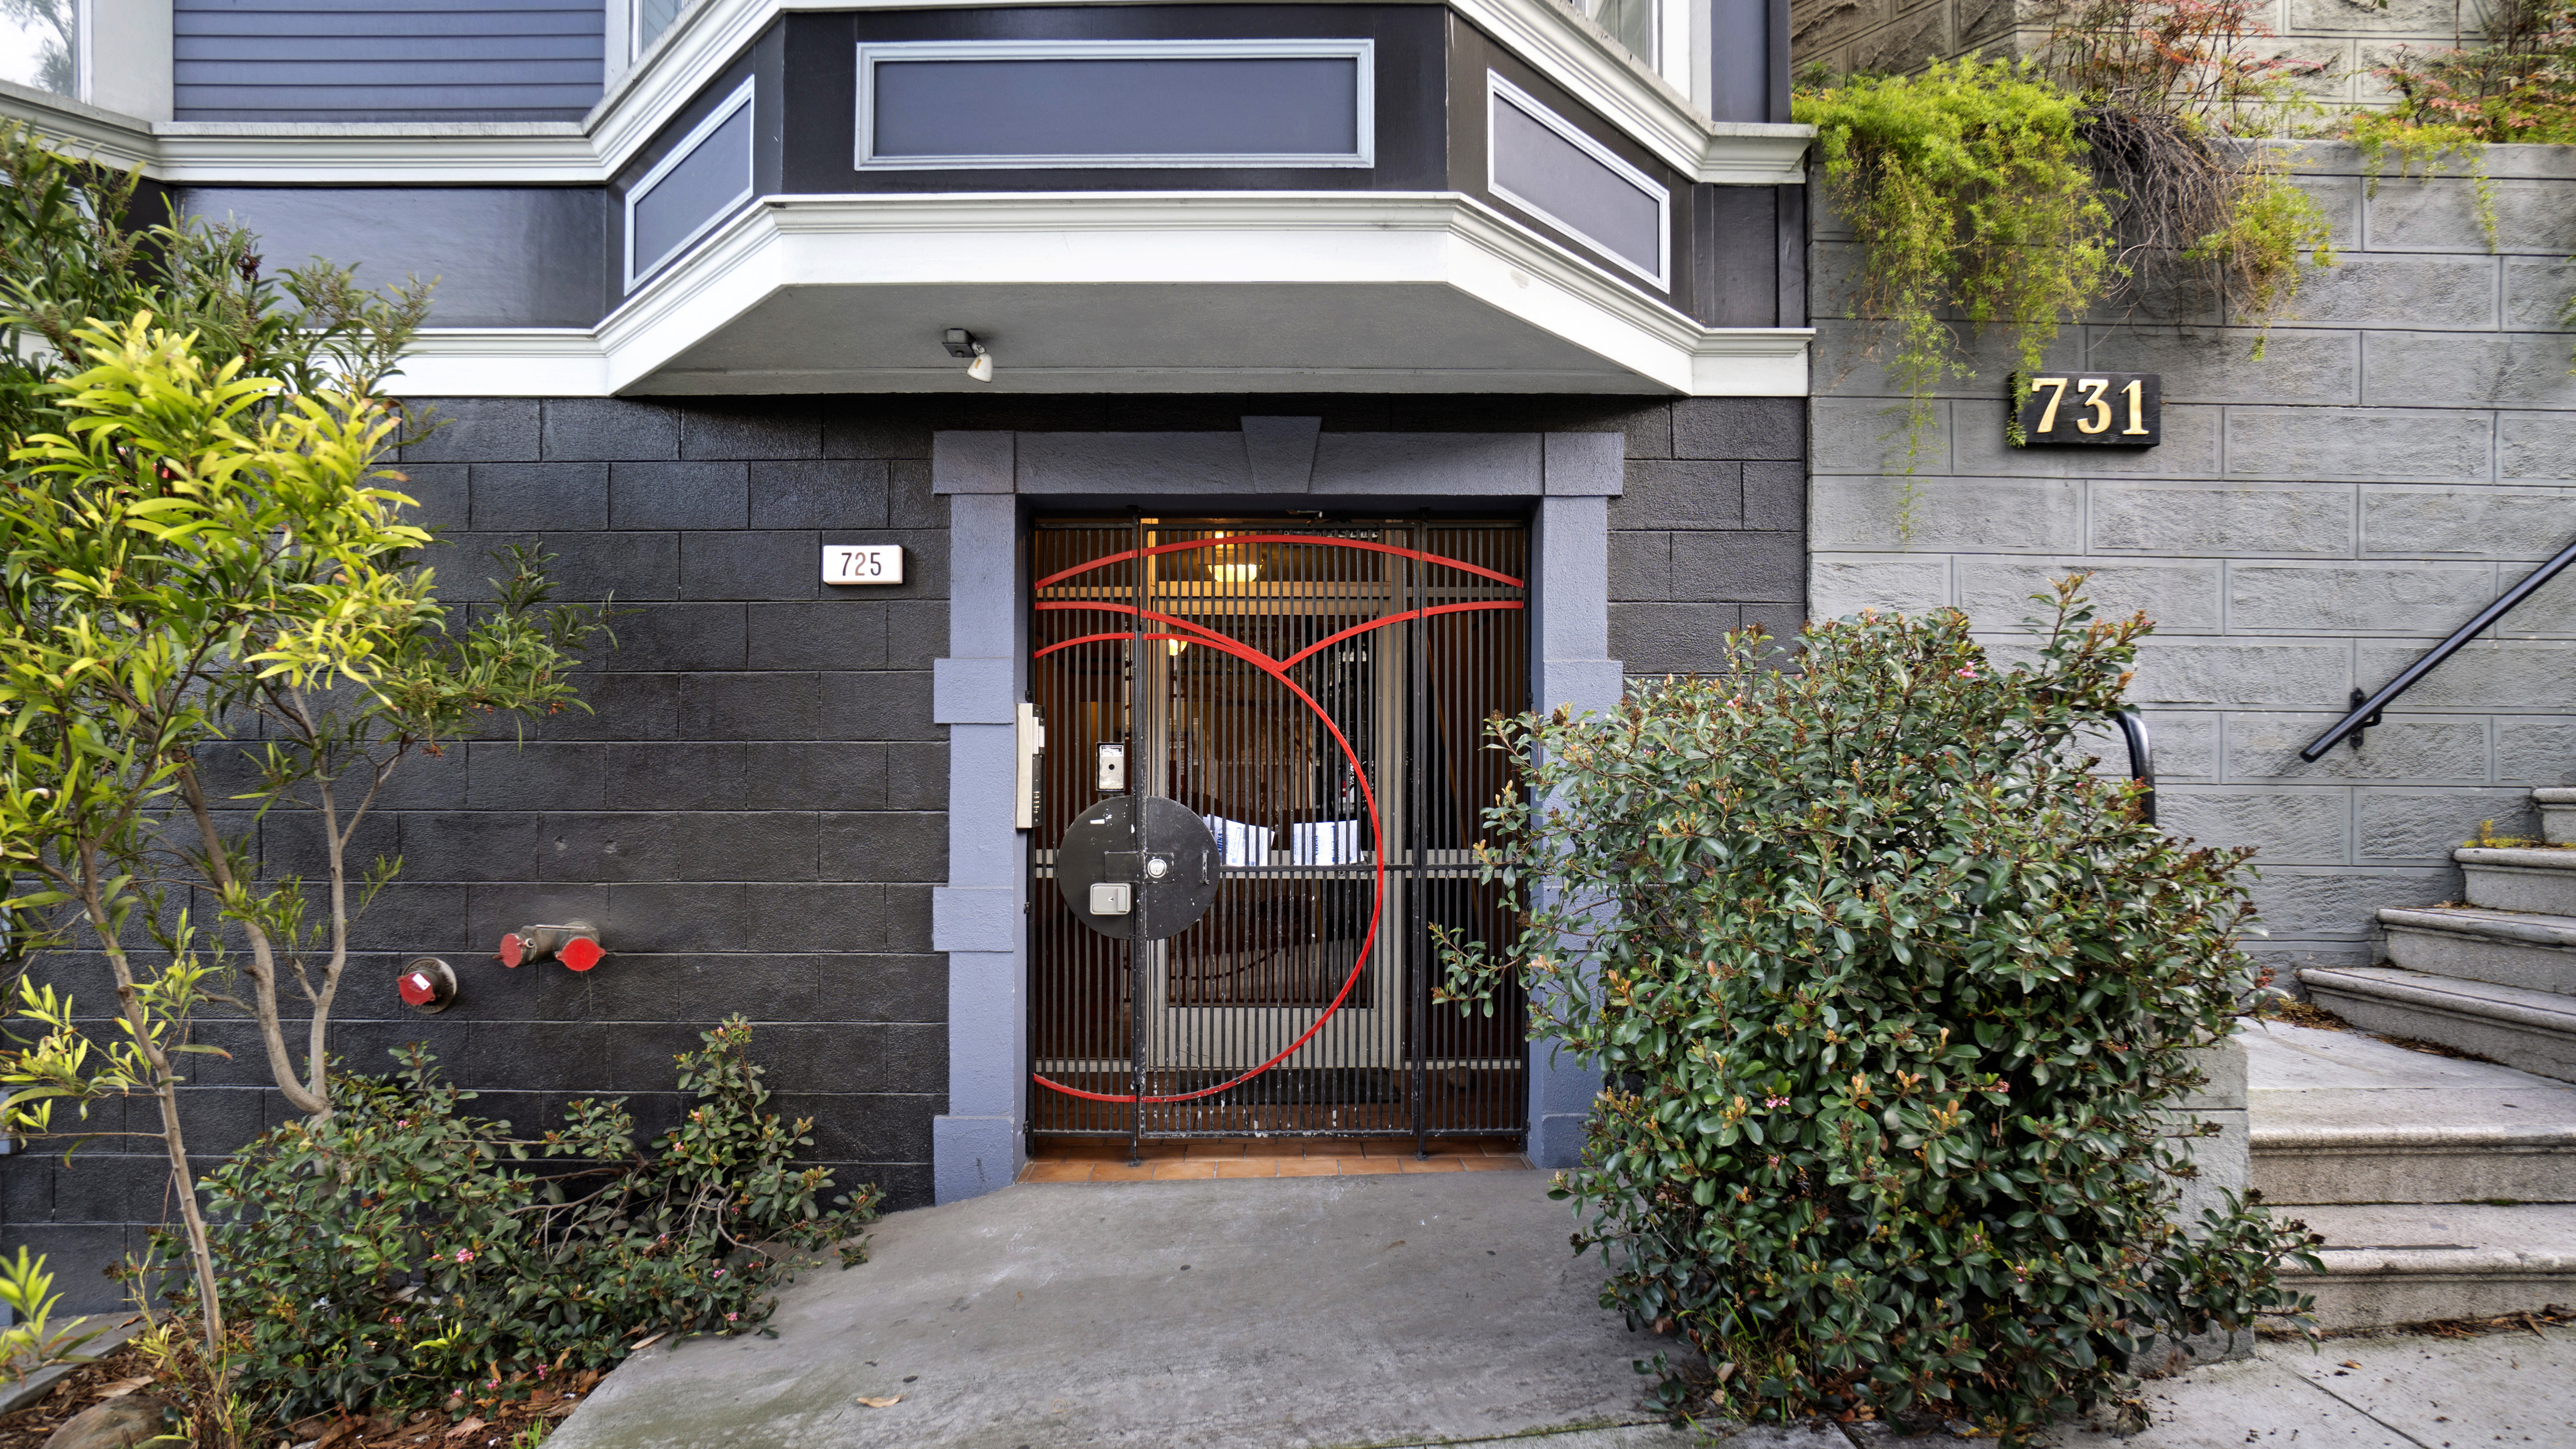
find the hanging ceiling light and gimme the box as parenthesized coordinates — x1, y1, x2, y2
(1208, 530, 1261, 583)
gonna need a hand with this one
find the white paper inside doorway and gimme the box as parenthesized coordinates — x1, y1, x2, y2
(1291, 820, 1360, 866)
(1203, 815, 1274, 868)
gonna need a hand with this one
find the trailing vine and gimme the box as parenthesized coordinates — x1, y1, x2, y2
(2044, 0, 2338, 349)
(2352, 0, 2576, 357)
(1795, 58, 2113, 539)
(1798, 16, 2341, 540)
(2348, 115, 2499, 250)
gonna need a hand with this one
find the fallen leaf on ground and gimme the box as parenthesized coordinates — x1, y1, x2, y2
(854, 1395, 902, 1408)
(628, 1331, 667, 1352)
(2339, 1360, 2362, 1369)
(443, 1416, 486, 1441)
(95, 1376, 154, 1397)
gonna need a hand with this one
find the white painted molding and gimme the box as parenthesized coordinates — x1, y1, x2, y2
(0, 0, 1809, 186)
(0, 79, 157, 171)
(385, 191, 1810, 399)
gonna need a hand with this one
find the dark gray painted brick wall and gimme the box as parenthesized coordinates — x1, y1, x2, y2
(6, 393, 1803, 1310)
(174, 0, 604, 122)
(1609, 397, 1807, 674)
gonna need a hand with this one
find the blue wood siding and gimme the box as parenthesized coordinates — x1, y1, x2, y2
(175, 0, 603, 122)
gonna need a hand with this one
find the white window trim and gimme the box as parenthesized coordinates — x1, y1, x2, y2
(622, 76, 755, 292)
(71, 0, 93, 102)
(1655, 0, 1691, 93)
(1484, 70, 1669, 293)
(630, 0, 686, 64)
(853, 38, 1375, 172)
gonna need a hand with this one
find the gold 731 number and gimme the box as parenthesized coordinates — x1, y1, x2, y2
(2026, 377, 2150, 437)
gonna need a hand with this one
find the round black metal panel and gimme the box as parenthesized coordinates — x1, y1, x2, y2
(1055, 795, 1220, 940)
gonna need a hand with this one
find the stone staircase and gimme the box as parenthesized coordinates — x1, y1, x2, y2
(2301, 787, 2576, 1082)
(2250, 786, 2576, 1328)
(2246, 1024, 2576, 1329)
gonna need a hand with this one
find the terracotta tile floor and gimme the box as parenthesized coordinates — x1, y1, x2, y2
(1021, 1137, 1533, 1182)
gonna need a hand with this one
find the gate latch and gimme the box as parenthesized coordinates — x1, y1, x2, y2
(1056, 796, 1219, 939)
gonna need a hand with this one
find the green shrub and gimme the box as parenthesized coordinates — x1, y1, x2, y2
(1441, 582, 2318, 1444)
(188, 1018, 879, 1421)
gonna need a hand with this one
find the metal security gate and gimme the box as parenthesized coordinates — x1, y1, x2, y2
(1028, 517, 1531, 1152)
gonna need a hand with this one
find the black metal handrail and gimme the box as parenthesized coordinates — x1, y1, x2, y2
(2113, 709, 2155, 825)
(2299, 536, 2576, 762)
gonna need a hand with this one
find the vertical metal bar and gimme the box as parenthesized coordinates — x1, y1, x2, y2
(1127, 510, 1146, 1165)
(1410, 515, 1430, 1157)
(1022, 513, 1036, 1161)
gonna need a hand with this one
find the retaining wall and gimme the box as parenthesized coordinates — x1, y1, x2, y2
(1807, 140, 2576, 981)
(1792, 0, 2479, 109)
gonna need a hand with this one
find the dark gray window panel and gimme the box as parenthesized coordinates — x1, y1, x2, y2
(859, 41, 1372, 170)
(1485, 72, 1667, 288)
(173, 0, 602, 121)
(177, 187, 609, 328)
(627, 80, 757, 288)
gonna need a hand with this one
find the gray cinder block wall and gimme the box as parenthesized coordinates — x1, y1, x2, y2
(1809, 141, 2576, 984)
(9, 392, 1805, 1309)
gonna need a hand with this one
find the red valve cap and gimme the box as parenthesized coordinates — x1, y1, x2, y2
(558, 936, 605, 972)
(398, 971, 439, 1006)
(497, 933, 528, 967)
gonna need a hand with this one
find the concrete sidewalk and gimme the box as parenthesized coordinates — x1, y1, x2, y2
(544, 1172, 2576, 1449)
(546, 1172, 1687, 1449)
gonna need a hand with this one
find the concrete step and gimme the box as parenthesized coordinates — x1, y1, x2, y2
(2538, 786, 2576, 845)
(2458, 845, 2576, 914)
(2379, 905, 2576, 994)
(2246, 1023, 2576, 1205)
(2298, 967, 2576, 1084)
(2281, 1202, 2576, 1330)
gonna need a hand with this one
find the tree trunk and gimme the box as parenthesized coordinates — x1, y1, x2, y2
(176, 764, 327, 1118)
(82, 881, 224, 1356)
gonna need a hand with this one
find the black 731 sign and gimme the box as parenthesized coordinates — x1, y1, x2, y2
(2011, 372, 2160, 447)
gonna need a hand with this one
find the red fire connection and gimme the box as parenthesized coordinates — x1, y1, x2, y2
(497, 921, 606, 972)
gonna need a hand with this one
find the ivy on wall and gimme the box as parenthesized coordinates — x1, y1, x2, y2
(2349, 0, 2576, 353)
(1796, 59, 2113, 536)
(1798, 6, 2343, 532)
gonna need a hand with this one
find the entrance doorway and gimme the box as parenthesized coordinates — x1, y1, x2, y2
(1028, 517, 1532, 1153)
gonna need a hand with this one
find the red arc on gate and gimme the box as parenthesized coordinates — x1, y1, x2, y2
(1028, 537, 1523, 1106)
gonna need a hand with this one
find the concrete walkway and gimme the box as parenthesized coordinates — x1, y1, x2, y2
(546, 1172, 1687, 1449)
(546, 1170, 2576, 1449)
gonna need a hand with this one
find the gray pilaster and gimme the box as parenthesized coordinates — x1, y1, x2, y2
(1527, 491, 1622, 1169)
(931, 486, 1028, 1203)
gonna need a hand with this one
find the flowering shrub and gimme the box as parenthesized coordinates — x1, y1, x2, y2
(187, 1018, 878, 1420)
(1441, 581, 2318, 1444)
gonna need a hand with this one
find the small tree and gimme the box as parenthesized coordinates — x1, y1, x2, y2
(1441, 582, 2317, 1444)
(0, 127, 606, 1354)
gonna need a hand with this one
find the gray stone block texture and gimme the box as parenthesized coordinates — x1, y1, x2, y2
(1807, 141, 2576, 970)
(21, 392, 1795, 1309)
(1608, 399, 1811, 675)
